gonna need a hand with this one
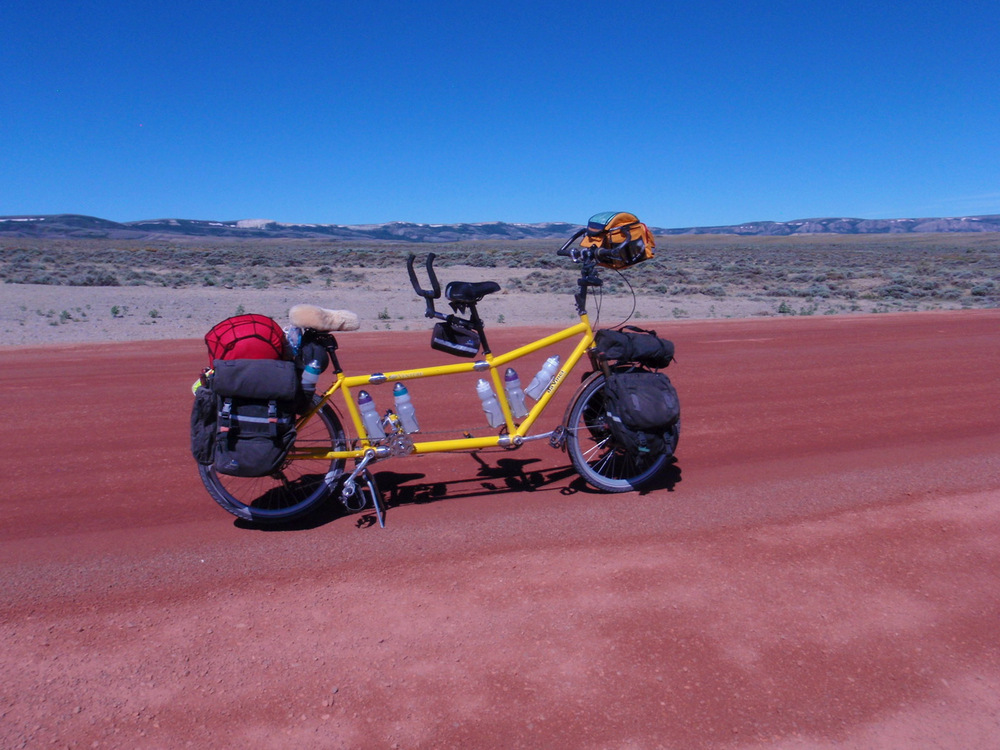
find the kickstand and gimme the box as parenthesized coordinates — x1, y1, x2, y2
(362, 469, 386, 528)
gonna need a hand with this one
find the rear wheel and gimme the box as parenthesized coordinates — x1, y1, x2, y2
(199, 397, 347, 522)
(565, 372, 672, 493)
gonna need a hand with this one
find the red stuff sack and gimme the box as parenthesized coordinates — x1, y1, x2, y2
(204, 314, 287, 366)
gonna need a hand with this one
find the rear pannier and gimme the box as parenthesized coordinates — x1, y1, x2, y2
(209, 359, 299, 477)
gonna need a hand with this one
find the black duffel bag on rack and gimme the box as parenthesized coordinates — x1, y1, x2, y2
(593, 325, 674, 369)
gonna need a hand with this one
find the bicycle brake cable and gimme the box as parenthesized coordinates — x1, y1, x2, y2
(609, 269, 638, 329)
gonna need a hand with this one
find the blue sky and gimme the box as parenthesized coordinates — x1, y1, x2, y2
(2, 0, 998, 228)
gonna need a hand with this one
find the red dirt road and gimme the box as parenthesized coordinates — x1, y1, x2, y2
(2, 311, 999, 749)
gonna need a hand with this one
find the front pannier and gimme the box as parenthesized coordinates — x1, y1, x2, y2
(603, 371, 680, 456)
(211, 359, 298, 477)
(594, 326, 674, 369)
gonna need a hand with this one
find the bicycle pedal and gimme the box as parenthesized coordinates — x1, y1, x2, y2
(340, 479, 366, 512)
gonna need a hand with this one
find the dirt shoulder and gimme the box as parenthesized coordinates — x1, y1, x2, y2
(1, 272, 787, 346)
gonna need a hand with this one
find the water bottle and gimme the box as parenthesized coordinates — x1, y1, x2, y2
(503, 368, 529, 418)
(524, 355, 560, 400)
(476, 379, 505, 428)
(300, 359, 321, 397)
(392, 382, 420, 433)
(284, 326, 303, 359)
(357, 390, 385, 440)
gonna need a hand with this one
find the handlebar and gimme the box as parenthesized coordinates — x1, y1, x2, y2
(407, 253, 442, 318)
(406, 223, 625, 322)
(556, 228, 631, 266)
(556, 228, 587, 257)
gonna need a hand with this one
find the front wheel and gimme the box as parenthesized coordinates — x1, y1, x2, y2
(198, 397, 348, 523)
(564, 372, 674, 493)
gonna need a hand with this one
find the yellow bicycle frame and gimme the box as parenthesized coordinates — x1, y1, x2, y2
(290, 315, 596, 461)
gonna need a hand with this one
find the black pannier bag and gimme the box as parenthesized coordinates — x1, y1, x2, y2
(431, 320, 481, 358)
(603, 371, 680, 456)
(594, 326, 674, 369)
(210, 359, 299, 477)
(190, 374, 218, 465)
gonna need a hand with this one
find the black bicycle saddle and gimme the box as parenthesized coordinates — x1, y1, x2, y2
(444, 280, 501, 303)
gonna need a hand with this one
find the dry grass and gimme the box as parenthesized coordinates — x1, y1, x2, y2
(1, 233, 997, 345)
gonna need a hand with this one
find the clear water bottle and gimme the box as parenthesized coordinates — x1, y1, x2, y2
(357, 390, 385, 440)
(503, 368, 529, 418)
(392, 382, 420, 433)
(476, 379, 505, 428)
(284, 326, 303, 358)
(524, 355, 560, 400)
(300, 359, 321, 397)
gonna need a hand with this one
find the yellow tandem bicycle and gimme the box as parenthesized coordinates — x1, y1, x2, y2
(197, 216, 680, 525)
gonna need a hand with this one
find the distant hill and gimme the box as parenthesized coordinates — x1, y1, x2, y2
(1, 213, 998, 241)
(659, 215, 1000, 236)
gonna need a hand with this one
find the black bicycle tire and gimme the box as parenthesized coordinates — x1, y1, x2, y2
(565, 372, 671, 492)
(198, 398, 347, 522)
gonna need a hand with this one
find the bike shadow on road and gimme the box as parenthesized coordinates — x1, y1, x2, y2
(367, 453, 579, 519)
(361, 452, 682, 528)
(235, 452, 681, 531)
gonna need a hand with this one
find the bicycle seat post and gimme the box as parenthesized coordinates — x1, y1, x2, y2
(465, 302, 490, 355)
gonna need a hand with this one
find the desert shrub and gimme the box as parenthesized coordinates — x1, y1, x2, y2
(765, 286, 795, 297)
(464, 251, 498, 267)
(805, 283, 831, 298)
(67, 270, 119, 286)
